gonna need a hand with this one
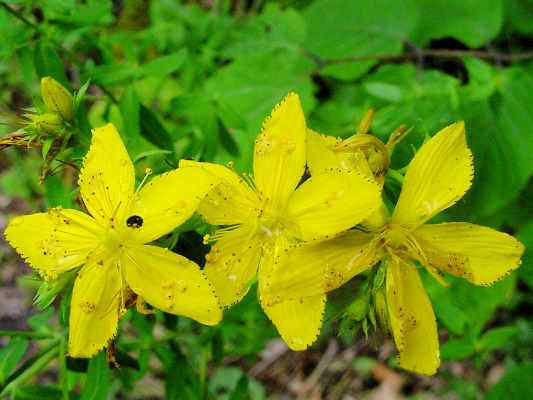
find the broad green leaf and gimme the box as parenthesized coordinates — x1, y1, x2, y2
(303, 0, 418, 80)
(424, 273, 515, 336)
(462, 67, 533, 216)
(0, 338, 29, 385)
(80, 351, 110, 400)
(222, 3, 305, 58)
(205, 48, 315, 168)
(411, 0, 503, 47)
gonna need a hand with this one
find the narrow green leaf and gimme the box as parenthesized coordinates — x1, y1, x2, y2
(139, 105, 175, 153)
(0, 338, 29, 385)
(80, 352, 110, 400)
(13, 384, 63, 400)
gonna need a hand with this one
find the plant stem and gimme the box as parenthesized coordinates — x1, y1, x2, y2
(0, 330, 53, 339)
(0, 342, 60, 396)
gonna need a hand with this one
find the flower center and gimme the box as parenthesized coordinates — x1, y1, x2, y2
(101, 228, 123, 253)
(377, 224, 425, 262)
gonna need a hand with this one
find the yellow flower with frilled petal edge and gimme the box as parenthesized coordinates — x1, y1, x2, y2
(4, 123, 222, 358)
(267, 121, 524, 374)
(180, 93, 382, 350)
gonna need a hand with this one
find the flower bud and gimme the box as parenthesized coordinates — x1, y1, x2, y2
(41, 77, 74, 121)
(25, 112, 63, 135)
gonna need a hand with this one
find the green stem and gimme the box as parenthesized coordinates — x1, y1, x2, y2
(0, 342, 60, 396)
(59, 338, 69, 400)
(0, 330, 53, 339)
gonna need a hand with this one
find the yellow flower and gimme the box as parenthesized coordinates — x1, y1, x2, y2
(267, 122, 524, 374)
(4, 123, 222, 357)
(180, 93, 381, 350)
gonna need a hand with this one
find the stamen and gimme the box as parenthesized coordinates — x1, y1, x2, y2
(136, 168, 153, 194)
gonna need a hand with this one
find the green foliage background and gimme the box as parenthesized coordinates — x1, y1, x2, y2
(0, 0, 532, 398)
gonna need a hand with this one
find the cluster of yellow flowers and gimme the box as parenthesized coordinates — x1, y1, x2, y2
(4, 91, 524, 375)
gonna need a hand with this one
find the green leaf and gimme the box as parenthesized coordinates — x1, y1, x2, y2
(41, 137, 54, 160)
(424, 273, 515, 336)
(141, 49, 187, 78)
(477, 326, 519, 352)
(440, 336, 476, 361)
(229, 375, 250, 400)
(139, 105, 175, 154)
(119, 86, 147, 157)
(164, 350, 202, 400)
(303, 0, 418, 80)
(75, 79, 92, 110)
(44, 174, 75, 208)
(205, 48, 315, 169)
(209, 368, 265, 400)
(33, 41, 68, 88)
(506, 0, 533, 34)
(0, 338, 29, 385)
(486, 363, 533, 400)
(80, 351, 110, 400)
(13, 385, 63, 400)
(461, 67, 533, 216)
(411, 0, 503, 47)
(518, 221, 533, 289)
(222, 3, 305, 58)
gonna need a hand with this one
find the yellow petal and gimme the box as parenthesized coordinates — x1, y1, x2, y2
(414, 222, 524, 285)
(122, 244, 221, 325)
(78, 124, 135, 225)
(306, 129, 347, 174)
(4, 209, 100, 280)
(392, 122, 473, 227)
(262, 294, 325, 351)
(386, 257, 439, 375)
(253, 92, 306, 211)
(287, 171, 381, 241)
(123, 167, 219, 243)
(258, 236, 325, 350)
(179, 160, 260, 225)
(265, 230, 379, 304)
(68, 257, 122, 358)
(307, 129, 384, 182)
(204, 224, 262, 307)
